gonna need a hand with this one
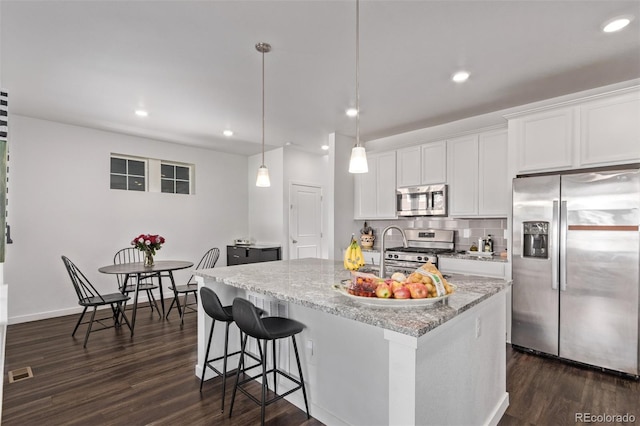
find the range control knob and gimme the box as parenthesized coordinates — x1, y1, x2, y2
(393, 254, 399, 259)
(417, 256, 423, 261)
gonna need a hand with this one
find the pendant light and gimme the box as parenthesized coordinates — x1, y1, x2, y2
(256, 42, 271, 187)
(348, 0, 368, 174)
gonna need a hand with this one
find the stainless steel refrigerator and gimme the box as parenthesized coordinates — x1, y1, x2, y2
(512, 169, 640, 376)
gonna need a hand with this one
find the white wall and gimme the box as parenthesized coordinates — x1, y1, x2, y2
(330, 133, 360, 260)
(283, 147, 331, 259)
(5, 115, 249, 323)
(248, 147, 284, 247)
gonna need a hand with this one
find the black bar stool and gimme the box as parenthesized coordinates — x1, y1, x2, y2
(229, 297, 310, 425)
(199, 287, 263, 412)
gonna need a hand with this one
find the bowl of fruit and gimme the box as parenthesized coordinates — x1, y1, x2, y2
(335, 264, 456, 307)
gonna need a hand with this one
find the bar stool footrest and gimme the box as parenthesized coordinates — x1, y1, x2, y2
(204, 350, 262, 379)
(234, 367, 304, 408)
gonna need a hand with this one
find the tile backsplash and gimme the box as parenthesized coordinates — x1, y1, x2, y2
(355, 217, 508, 254)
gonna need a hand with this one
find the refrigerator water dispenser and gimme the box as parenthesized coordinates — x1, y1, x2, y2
(523, 221, 548, 258)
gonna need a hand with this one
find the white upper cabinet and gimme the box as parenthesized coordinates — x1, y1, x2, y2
(421, 141, 447, 184)
(508, 87, 640, 173)
(510, 106, 575, 173)
(396, 146, 421, 187)
(478, 129, 509, 216)
(579, 90, 640, 167)
(447, 129, 508, 217)
(447, 134, 479, 216)
(396, 141, 447, 187)
(354, 151, 397, 220)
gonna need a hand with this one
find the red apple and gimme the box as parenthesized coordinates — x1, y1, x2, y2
(406, 282, 428, 299)
(375, 283, 392, 298)
(393, 286, 411, 299)
(390, 281, 404, 293)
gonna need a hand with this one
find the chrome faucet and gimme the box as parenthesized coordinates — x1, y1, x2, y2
(379, 225, 408, 278)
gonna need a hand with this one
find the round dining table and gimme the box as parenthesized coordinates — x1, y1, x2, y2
(98, 260, 194, 334)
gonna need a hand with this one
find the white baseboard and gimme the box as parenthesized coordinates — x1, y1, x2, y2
(485, 392, 510, 426)
(8, 292, 164, 325)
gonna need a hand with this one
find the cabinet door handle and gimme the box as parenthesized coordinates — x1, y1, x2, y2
(292, 239, 298, 244)
(233, 255, 239, 258)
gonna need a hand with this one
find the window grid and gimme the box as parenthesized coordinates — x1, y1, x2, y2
(110, 156, 146, 191)
(161, 163, 190, 194)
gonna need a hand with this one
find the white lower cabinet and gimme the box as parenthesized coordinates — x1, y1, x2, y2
(447, 128, 508, 217)
(354, 151, 397, 219)
(438, 257, 506, 278)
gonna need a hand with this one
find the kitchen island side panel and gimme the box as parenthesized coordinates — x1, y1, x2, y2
(414, 291, 507, 425)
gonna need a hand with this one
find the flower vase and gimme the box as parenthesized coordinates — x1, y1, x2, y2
(144, 251, 154, 267)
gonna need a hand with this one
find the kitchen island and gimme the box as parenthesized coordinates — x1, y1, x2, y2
(195, 258, 510, 426)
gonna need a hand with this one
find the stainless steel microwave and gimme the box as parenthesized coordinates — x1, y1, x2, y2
(396, 184, 448, 217)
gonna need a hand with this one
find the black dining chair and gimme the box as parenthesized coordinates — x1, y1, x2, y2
(228, 297, 310, 425)
(166, 247, 220, 325)
(62, 256, 132, 348)
(199, 287, 263, 412)
(113, 247, 161, 318)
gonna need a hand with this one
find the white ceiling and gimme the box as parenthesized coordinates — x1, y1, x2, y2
(1, 0, 639, 156)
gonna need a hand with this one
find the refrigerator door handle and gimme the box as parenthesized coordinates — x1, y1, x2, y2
(552, 200, 559, 290)
(560, 200, 568, 291)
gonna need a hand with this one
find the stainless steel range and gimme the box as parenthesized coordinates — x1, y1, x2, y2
(384, 229, 455, 277)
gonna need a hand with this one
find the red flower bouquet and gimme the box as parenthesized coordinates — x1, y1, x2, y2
(131, 234, 165, 266)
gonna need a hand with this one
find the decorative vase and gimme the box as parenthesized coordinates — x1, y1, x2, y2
(144, 251, 154, 267)
(360, 233, 375, 249)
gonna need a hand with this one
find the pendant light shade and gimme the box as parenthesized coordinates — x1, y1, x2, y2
(349, 146, 368, 173)
(256, 165, 270, 187)
(255, 42, 271, 187)
(348, 0, 368, 174)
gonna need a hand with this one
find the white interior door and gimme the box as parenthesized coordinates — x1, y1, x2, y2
(289, 183, 322, 259)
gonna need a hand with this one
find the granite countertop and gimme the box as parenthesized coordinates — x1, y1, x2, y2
(438, 252, 508, 263)
(196, 258, 510, 338)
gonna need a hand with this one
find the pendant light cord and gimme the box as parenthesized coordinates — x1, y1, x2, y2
(261, 47, 266, 166)
(355, 0, 360, 148)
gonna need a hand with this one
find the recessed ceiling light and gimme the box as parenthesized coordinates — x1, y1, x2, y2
(602, 17, 632, 33)
(452, 71, 470, 83)
(135, 109, 148, 117)
(321, 144, 329, 151)
(223, 129, 233, 137)
(346, 108, 358, 117)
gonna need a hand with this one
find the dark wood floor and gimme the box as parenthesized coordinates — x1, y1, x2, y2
(2, 302, 639, 425)
(1, 302, 322, 426)
(499, 346, 639, 426)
